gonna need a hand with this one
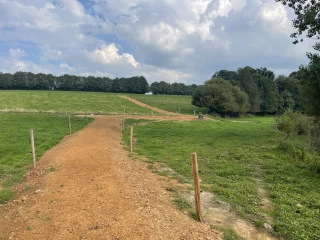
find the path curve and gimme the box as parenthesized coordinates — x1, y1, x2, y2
(119, 95, 179, 116)
(0, 116, 221, 240)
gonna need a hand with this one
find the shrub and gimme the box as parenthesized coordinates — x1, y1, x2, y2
(276, 110, 311, 139)
(308, 120, 320, 153)
(279, 141, 320, 172)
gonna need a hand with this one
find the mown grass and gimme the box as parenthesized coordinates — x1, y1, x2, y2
(0, 90, 153, 115)
(123, 117, 320, 240)
(0, 113, 92, 203)
(127, 94, 207, 115)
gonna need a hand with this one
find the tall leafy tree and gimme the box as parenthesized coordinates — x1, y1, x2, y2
(255, 74, 279, 113)
(235, 66, 262, 113)
(192, 77, 249, 116)
(212, 70, 237, 82)
(255, 67, 275, 80)
(299, 55, 320, 115)
(276, 0, 319, 115)
(0, 72, 13, 89)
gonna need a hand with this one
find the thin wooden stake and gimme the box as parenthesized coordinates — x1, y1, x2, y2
(130, 126, 133, 153)
(68, 115, 71, 135)
(191, 152, 202, 222)
(194, 110, 196, 116)
(30, 129, 36, 169)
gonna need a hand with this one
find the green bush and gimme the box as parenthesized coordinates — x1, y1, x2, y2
(278, 141, 320, 171)
(276, 110, 311, 138)
(309, 121, 320, 153)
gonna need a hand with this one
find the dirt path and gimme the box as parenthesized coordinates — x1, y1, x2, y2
(119, 95, 179, 115)
(0, 116, 221, 240)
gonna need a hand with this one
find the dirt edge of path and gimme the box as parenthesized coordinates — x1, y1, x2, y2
(119, 95, 180, 116)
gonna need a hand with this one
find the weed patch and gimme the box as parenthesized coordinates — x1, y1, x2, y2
(0, 188, 14, 204)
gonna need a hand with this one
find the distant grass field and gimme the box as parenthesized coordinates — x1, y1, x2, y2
(123, 117, 320, 240)
(127, 94, 207, 115)
(0, 90, 153, 115)
(0, 113, 92, 203)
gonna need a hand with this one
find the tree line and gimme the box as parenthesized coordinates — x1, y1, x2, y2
(192, 66, 302, 116)
(0, 72, 149, 94)
(149, 81, 199, 95)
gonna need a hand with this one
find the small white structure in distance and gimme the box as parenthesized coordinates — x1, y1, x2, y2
(145, 92, 153, 95)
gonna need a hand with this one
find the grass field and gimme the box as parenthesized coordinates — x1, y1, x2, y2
(127, 94, 207, 115)
(0, 113, 92, 203)
(123, 117, 320, 240)
(0, 90, 153, 115)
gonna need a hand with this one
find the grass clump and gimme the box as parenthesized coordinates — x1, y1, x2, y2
(0, 188, 14, 204)
(213, 226, 243, 240)
(47, 166, 56, 172)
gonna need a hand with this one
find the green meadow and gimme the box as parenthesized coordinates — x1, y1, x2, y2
(123, 117, 320, 240)
(128, 94, 207, 115)
(0, 90, 152, 115)
(0, 113, 92, 203)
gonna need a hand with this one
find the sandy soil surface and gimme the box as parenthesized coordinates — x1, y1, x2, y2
(0, 116, 221, 240)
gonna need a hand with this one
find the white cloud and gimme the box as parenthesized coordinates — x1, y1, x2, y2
(86, 43, 139, 68)
(59, 63, 75, 72)
(9, 49, 26, 59)
(41, 45, 62, 61)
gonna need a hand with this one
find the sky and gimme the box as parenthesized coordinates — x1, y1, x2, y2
(0, 0, 315, 85)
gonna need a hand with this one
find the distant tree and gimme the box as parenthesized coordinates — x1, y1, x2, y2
(0, 72, 13, 89)
(275, 75, 303, 111)
(235, 67, 262, 113)
(255, 67, 275, 80)
(212, 70, 237, 81)
(192, 77, 249, 116)
(278, 90, 295, 113)
(299, 55, 320, 115)
(289, 71, 302, 80)
(12, 71, 28, 89)
(255, 74, 279, 113)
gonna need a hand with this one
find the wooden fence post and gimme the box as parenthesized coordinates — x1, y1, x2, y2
(130, 126, 133, 153)
(68, 115, 71, 135)
(30, 129, 36, 169)
(191, 152, 202, 222)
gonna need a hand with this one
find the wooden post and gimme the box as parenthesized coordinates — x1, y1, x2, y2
(30, 129, 36, 169)
(130, 126, 133, 153)
(191, 152, 202, 222)
(68, 115, 71, 135)
(179, 108, 180, 114)
(85, 115, 88, 124)
(194, 110, 196, 116)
